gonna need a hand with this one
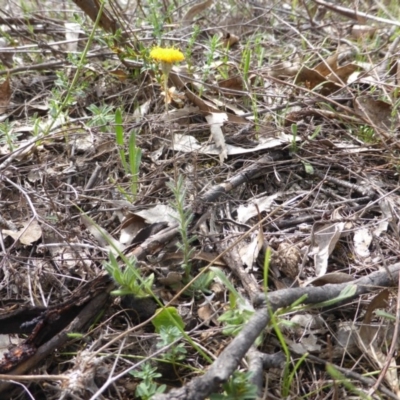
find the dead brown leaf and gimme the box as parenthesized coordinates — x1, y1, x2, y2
(0, 77, 11, 115)
(307, 272, 354, 286)
(198, 304, 214, 325)
(295, 66, 340, 95)
(354, 96, 399, 130)
(314, 53, 338, 77)
(218, 76, 244, 91)
(182, 0, 213, 24)
(74, 0, 118, 33)
(328, 63, 358, 83)
(222, 32, 240, 48)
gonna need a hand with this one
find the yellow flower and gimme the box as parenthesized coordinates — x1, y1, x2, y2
(150, 47, 185, 64)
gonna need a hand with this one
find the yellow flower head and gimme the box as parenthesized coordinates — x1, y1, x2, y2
(150, 47, 185, 64)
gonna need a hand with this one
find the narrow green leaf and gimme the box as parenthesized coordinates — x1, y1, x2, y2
(115, 108, 124, 145)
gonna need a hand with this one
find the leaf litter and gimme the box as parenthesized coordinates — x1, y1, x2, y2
(0, 0, 400, 399)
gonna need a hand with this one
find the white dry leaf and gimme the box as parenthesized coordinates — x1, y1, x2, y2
(27, 169, 43, 183)
(373, 199, 392, 237)
(173, 131, 297, 156)
(74, 134, 94, 153)
(119, 214, 146, 245)
(0, 334, 21, 359)
(64, 23, 81, 52)
(353, 228, 372, 258)
(81, 215, 125, 255)
(134, 205, 178, 226)
(311, 222, 345, 277)
(238, 233, 262, 270)
(2, 220, 42, 245)
(290, 314, 324, 330)
(237, 191, 307, 224)
(237, 193, 281, 224)
(133, 99, 151, 122)
(205, 113, 228, 165)
(287, 334, 321, 354)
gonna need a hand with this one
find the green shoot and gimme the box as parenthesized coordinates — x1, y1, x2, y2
(130, 362, 167, 400)
(114, 108, 142, 200)
(104, 252, 153, 297)
(167, 175, 196, 280)
(210, 370, 258, 400)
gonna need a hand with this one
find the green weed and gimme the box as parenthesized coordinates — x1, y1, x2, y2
(167, 175, 196, 280)
(114, 108, 142, 201)
(130, 362, 167, 400)
(210, 370, 258, 400)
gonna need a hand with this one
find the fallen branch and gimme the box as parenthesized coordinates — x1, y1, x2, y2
(154, 263, 400, 400)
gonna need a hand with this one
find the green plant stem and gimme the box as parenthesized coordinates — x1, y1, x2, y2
(44, 0, 106, 138)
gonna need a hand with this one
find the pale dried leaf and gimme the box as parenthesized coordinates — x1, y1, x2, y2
(81, 215, 125, 255)
(306, 272, 354, 286)
(314, 53, 338, 77)
(3, 220, 42, 245)
(64, 23, 81, 52)
(354, 96, 398, 130)
(119, 214, 146, 245)
(20, 220, 42, 245)
(182, 0, 213, 24)
(173, 131, 297, 156)
(238, 233, 262, 269)
(237, 193, 281, 224)
(373, 199, 392, 236)
(198, 304, 214, 323)
(312, 222, 345, 276)
(351, 24, 377, 39)
(133, 99, 151, 122)
(158, 272, 183, 286)
(205, 112, 228, 165)
(353, 228, 372, 258)
(287, 334, 321, 353)
(134, 205, 178, 225)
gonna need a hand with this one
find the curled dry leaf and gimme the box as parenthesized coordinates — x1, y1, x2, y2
(311, 221, 345, 277)
(222, 32, 240, 48)
(306, 272, 354, 287)
(295, 66, 340, 95)
(182, 0, 213, 24)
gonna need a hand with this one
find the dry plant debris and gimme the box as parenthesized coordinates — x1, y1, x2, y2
(0, 0, 400, 399)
